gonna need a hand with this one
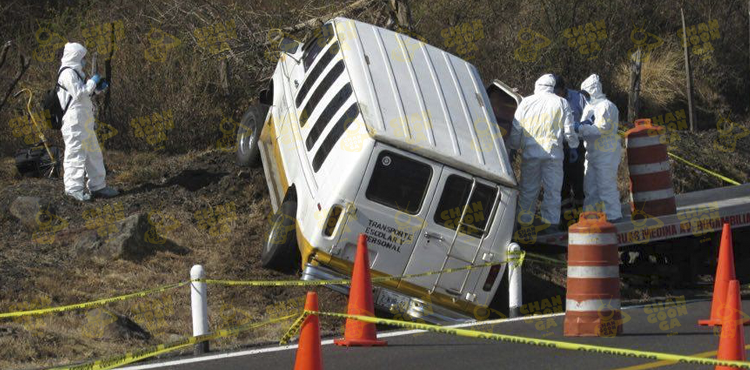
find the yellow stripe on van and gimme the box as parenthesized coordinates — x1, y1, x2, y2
(261, 115, 290, 205)
(296, 226, 480, 317)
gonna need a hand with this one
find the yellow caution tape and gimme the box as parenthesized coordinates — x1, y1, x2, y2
(617, 128, 741, 186)
(618, 130, 742, 185)
(507, 250, 525, 268)
(279, 311, 311, 345)
(311, 311, 750, 369)
(668, 152, 741, 185)
(525, 252, 566, 266)
(201, 278, 350, 287)
(2, 254, 526, 319)
(0, 282, 187, 319)
(200, 254, 525, 287)
(51, 313, 299, 370)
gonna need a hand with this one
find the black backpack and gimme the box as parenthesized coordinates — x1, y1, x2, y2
(42, 67, 82, 130)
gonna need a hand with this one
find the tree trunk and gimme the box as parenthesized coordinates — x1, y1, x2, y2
(627, 48, 642, 124)
(91, 52, 99, 122)
(103, 22, 115, 123)
(681, 8, 696, 132)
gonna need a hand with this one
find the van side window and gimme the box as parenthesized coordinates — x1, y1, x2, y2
(299, 60, 344, 127)
(296, 42, 340, 108)
(312, 103, 359, 172)
(365, 151, 432, 215)
(306, 83, 352, 151)
(433, 176, 498, 237)
(302, 24, 334, 71)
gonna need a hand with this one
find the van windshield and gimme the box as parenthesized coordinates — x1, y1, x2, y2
(433, 175, 497, 237)
(365, 151, 432, 215)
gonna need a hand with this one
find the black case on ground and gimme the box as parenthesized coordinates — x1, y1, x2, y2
(14, 145, 61, 178)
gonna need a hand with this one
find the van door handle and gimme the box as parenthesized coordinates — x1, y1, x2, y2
(424, 232, 444, 241)
(445, 288, 461, 296)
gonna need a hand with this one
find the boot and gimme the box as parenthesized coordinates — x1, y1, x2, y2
(91, 186, 120, 199)
(65, 190, 91, 202)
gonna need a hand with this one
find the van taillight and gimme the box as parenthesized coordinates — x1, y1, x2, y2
(324, 205, 343, 236)
(482, 265, 501, 291)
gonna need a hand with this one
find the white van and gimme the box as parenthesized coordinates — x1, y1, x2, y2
(237, 18, 522, 323)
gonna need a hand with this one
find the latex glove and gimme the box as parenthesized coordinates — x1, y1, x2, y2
(90, 74, 101, 85)
(581, 119, 594, 126)
(569, 149, 578, 163)
(96, 81, 109, 92)
(574, 121, 581, 133)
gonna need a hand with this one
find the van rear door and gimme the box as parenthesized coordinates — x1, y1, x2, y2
(486, 79, 522, 141)
(402, 168, 501, 302)
(332, 144, 442, 277)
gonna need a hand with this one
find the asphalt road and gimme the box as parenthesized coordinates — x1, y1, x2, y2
(124, 299, 749, 370)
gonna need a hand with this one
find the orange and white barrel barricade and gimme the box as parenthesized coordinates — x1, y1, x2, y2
(624, 118, 677, 219)
(564, 212, 622, 337)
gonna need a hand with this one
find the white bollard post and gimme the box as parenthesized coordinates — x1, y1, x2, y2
(191, 265, 209, 355)
(508, 243, 522, 318)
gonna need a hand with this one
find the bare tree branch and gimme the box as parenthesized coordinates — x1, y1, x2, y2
(281, 0, 375, 34)
(0, 52, 31, 114)
(0, 41, 12, 70)
(387, 0, 413, 31)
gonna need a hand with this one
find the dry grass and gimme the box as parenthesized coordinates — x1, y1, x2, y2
(108, 150, 204, 185)
(0, 148, 348, 369)
(0, 157, 19, 186)
(613, 44, 685, 115)
(612, 40, 727, 121)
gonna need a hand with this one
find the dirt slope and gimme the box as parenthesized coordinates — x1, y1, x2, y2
(0, 149, 347, 369)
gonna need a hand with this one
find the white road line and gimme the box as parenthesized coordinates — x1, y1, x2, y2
(119, 299, 708, 369)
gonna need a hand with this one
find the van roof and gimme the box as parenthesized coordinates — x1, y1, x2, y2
(333, 18, 516, 187)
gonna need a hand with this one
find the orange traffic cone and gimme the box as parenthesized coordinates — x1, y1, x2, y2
(716, 280, 746, 370)
(700, 223, 746, 326)
(294, 292, 322, 370)
(334, 234, 387, 347)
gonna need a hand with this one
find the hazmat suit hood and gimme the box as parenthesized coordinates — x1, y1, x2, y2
(534, 74, 557, 94)
(60, 43, 87, 73)
(581, 74, 605, 101)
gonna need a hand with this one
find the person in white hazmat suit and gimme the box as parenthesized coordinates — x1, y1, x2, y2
(509, 74, 579, 230)
(57, 42, 119, 201)
(576, 74, 622, 222)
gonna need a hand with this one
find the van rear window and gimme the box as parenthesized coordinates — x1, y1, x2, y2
(433, 176, 497, 237)
(365, 151, 432, 215)
(302, 24, 334, 71)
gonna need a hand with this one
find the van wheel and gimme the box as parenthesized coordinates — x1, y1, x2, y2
(261, 200, 301, 273)
(236, 104, 269, 167)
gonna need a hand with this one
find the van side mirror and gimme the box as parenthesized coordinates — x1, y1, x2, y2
(268, 29, 301, 55)
(279, 37, 300, 54)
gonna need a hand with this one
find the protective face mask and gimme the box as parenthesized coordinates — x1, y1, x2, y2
(81, 59, 86, 68)
(581, 91, 590, 104)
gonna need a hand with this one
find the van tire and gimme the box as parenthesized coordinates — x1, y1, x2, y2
(236, 104, 268, 168)
(261, 200, 300, 273)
